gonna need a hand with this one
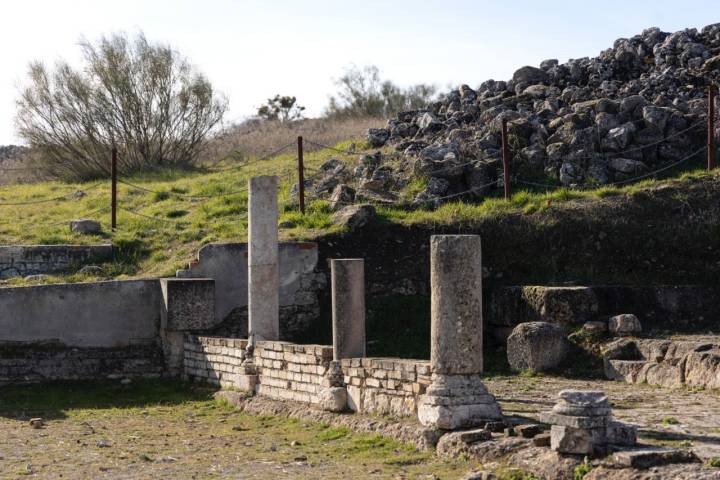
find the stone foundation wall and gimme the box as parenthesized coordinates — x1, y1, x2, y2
(183, 336, 332, 403)
(182, 336, 249, 388)
(342, 358, 431, 416)
(0, 244, 112, 279)
(0, 343, 164, 385)
(254, 341, 333, 405)
(182, 336, 430, 416)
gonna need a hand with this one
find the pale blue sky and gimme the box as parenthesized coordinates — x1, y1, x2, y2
(0, 0, 717, 144)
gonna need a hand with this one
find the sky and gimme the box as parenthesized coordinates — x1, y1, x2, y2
(0, 0, 717, 144)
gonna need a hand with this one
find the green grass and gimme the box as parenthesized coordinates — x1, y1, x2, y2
(0, 139, 714, 284)
(662, 416, 681, 426)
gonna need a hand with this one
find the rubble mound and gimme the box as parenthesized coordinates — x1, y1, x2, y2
(315, 24, 720, 207)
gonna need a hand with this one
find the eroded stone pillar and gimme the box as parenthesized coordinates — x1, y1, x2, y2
(331, 259, 365, 360)
(248, 175, 279, 341)
(418, 235, 503, 429)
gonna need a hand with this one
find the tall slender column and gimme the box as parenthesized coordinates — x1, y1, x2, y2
(418, 235, 503, 429)
(331, 259, 365, 360)
(248, 175, 279, 341)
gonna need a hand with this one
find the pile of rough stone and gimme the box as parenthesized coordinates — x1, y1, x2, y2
(539, 390, 636, 456)
(307, 24, 720, 208)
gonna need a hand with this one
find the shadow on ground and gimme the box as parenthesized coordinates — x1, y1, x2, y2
(0, 379, 216, 420)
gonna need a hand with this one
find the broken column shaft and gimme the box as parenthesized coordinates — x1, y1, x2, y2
(331, 259, 366, 360)
(248, 175, 279, 341)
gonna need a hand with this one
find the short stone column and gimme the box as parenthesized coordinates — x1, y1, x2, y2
(331, 259, 365, 360)
(248, 176, 279, 341)
(417, 235, 503, 429)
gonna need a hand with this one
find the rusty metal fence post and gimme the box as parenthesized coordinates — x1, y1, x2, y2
(297, 136, 305, 214)
(111, 147, 117, 230)
(709, 85, 717, 171)
(501, 118, 511, 200)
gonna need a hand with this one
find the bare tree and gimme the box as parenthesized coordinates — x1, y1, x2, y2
(16, 32, 228, 179)
(325, 65, 437, 118)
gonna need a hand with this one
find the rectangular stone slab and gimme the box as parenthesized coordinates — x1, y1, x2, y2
(540, 411, 609, 429)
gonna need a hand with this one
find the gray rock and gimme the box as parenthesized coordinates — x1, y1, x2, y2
(558, 389, 609, 406)
(612, 448, 700, 469)
(319, 158, 342, 172)
(606, 420, 637, 446)
(318, 387, 347, 412)
(367, 128, 389, 147)
(583, 321, 607, 334)
(608, 314, 642, 336)
(331, 205, 376, 230)
(513, 66, 549, 85)
(70, 219, 102, 234)
(550, 425, 605, 455)
(507, 322, 568, 372)
(329, 184, 355, 211)
(559, 162, 583, 185)
(78, 265, 104, 275)
(610, 158, 647, 174)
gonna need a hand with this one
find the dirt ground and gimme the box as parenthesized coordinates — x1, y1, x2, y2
(1, 376, 720, 479)
(0, 380, 473, 480)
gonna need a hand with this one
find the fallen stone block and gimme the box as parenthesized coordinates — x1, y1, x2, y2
(611, 448, 700, 469)
(608, 314, 642, 336)
(507, 322, 568, 372)
(70, 219, 101, 234)
(550, 425, 606, 455)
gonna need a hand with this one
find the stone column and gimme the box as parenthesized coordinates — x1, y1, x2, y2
(418, 235, 503, 429)
(248, 175, 279, 341)
(331, 259, 365, 360)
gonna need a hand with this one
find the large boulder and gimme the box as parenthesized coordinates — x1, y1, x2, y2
(331, 205, 376, 230)
(507, 322, 568, 372)
(512, 66, 549, 85)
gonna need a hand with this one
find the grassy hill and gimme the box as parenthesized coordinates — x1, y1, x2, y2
(0, 135, 714, 286)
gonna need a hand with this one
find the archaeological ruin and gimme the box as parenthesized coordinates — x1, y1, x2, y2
(3, 173, 720, 478)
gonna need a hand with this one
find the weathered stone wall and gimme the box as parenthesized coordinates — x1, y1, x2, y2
(176, 242, 325, 340)
(0, 244, 112, 279)
(0, 343, 164, 385)
(342, 358, 430, 416)
(183, 336, 249, 388)
(254, 341, 333, 405)
(183, 336, 331, 404)
(0, 280, 160, 347)
(183, 336, 429, 416)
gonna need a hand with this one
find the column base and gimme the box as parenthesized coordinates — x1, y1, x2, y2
(417, 374, 503, 430)
(318, 387, 347, 412)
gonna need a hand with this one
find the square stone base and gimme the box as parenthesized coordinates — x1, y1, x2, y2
(236, 374, 258, 392)
(550, 425, 606, 456)
(417, 374, 503, 429)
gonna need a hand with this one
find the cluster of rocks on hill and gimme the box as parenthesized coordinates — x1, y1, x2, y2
(0, 145, 27, 163)
(309, 24, 720, 208)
